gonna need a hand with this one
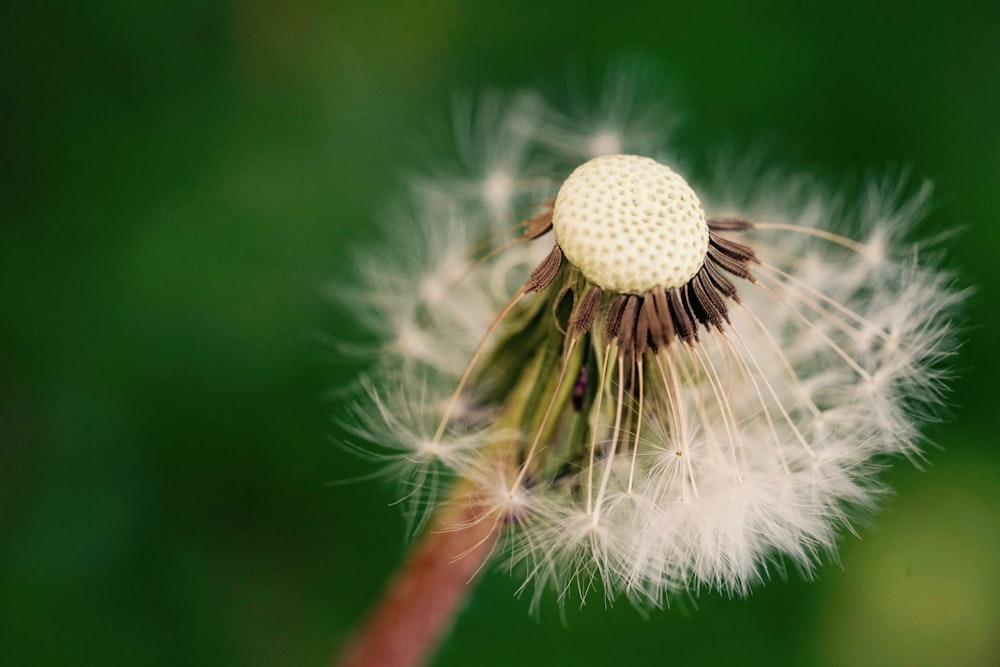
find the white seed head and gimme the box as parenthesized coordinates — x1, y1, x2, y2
(345, 86, 964, 609)
(552, 154, 710, 294)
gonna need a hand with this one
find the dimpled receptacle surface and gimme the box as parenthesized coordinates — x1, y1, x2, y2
(552, 154, 709, 294)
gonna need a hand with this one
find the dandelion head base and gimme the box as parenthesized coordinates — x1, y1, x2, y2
(552, 154, 710, 294)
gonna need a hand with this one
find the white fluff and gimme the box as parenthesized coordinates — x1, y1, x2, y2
(337, 72, 964, 609)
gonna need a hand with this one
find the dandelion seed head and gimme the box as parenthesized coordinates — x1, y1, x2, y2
(552, 154, 710, 294)
(338, 70, 964, 609)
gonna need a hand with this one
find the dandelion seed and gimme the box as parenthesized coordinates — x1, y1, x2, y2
(336, 78, 963, 628)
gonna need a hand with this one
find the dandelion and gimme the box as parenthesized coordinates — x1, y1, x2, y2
(334, 78, 963, 667)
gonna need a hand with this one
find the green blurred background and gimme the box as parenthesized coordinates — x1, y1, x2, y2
(3, 1, 998, 665)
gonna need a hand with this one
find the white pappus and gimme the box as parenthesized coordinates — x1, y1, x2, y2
(335, 74, 964, 610)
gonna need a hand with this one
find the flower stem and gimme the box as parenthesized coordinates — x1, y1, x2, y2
(335, 484, 500, 667)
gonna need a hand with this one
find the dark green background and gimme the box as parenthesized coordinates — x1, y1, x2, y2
(3, 1, 998, 665)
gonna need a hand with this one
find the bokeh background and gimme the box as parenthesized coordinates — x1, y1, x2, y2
(3, 1, 999, 665)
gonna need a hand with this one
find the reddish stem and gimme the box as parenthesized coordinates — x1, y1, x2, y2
(335, 493, 499, 667)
